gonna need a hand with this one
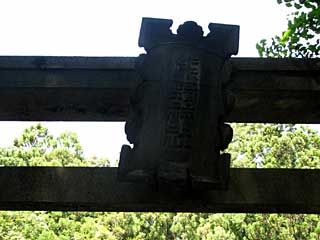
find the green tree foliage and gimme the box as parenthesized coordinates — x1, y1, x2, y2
(0, 123, 109, 167)
(229, 123, 320, 168)
(256, 0, 320, 58)
(0, 123, 319, 239)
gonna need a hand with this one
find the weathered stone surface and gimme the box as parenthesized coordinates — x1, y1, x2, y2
(0, 56, 319, 123)
(2, 167, 319, 213)
(119, 18, 240, 190)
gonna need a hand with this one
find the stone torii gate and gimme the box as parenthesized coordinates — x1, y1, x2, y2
(0, 18, 320, 213)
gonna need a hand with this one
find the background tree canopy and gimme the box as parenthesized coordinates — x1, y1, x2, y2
(256, 0, 319, 58)
(0, 123, 109, 167)
(0, 123, 319, 239)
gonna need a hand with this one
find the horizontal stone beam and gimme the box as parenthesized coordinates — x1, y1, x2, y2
(0, 167, 319, 213)
(228, 58, 320, 123)
(0, 56, 319, 123)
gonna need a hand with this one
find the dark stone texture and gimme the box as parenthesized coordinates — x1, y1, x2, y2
(0, 56, 319, 123)
(119, 18, 240, 190)
(1, 167, 320, 213)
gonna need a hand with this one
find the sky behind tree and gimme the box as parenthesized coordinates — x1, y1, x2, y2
(0, 0, 297, 164)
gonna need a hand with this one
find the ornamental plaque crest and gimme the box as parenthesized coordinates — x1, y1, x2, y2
(119, 18, 239, 190)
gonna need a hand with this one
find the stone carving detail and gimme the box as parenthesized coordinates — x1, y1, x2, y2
(118, 18, 239, 190)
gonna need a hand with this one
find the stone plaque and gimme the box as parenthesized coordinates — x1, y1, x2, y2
(119, 18, 239, 190)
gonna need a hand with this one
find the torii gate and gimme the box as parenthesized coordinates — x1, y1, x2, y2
(0, 18, 320, 213)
